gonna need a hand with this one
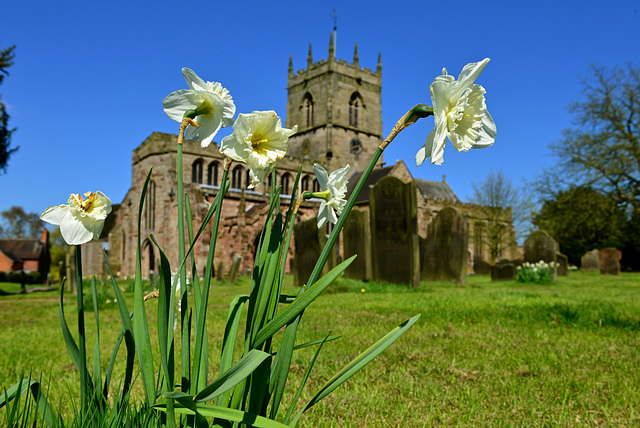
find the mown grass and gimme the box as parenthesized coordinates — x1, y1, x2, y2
(1, 271, 639, 427)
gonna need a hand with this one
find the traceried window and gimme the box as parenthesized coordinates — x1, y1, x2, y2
(143, 180, 156, 230)
(302, 93, 314, 128)
(301, 175, 311, 192)
(349, 93, 363, 128)
(192, 159, 204, 184)
(207, 161, 219, 186)
(312, 178, 320, 193)
(231, 165, 244, 189)
(281, 173, 292, 195)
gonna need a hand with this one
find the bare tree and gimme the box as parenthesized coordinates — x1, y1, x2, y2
(469, 169, 533, 262)
(538, 63, 640, 209)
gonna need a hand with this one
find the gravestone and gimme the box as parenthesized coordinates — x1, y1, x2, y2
(294, 217, 333, 286)
(600, 247, 622, 275)
(524, 230, 558, 281)
(216, 261, 225, 282)
(229, 254, 242, 284)
(370, 177, 420, 287)
(581, 249, 600, 271)
(342, 209, 371, 280)
(491, 260, 516, 281)
(421, 207, 469, 284)
(474, 259, 491, 275)
(556, 253, 569, 276)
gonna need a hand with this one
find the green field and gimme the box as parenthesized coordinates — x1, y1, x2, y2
(1, 271, 639, 427)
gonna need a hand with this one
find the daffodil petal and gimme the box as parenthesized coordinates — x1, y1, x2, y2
(452, 58, 490, 100)
(313, 164, 329, 190)
(416, 129, 436, 166)
(221, 100, 236, 127)
(163, 90, 201, 122)
(60, 211, 93, 245)
(40, 205, 69, 225)
(317, 203, 330, 228)
(473, 111, 497, 148)
(182, 67, 207, 91)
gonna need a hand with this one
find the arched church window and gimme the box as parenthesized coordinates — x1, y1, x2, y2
(349, 93, 363, 128)
(207, 161, 219, 186)
(302, 93, 314, 128)
(192, 159, 204, 184)
(231, 165, 244, 189)
(144, 180, 156, 230)
(312, 178, 320, 193)
(246, 170, 251, 190)
(301, 175, 311, 192)
(281, 173, 292, 195)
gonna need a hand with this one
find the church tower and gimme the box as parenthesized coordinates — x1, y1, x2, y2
(285, 34, 384, 173)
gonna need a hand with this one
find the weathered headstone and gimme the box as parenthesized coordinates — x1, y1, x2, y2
(524, 230, 558, 281)
(342, 209, 371, 280)
(370, 177, 420, 287)
(581, 249, 600, 271)
(473, 259, 491, 275)
(229, 254, 242, 284)
(421, 207, 469, 284)
(294, 217, 333, 286)
(216, 261, 225, 282)
(491, 260, 516, 281)
(556, 253, 569, 276)
(600, 247, 622, 275)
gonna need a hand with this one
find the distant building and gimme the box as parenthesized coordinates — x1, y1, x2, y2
(0, 229, 50, 282)
(87, 35, 515, 280)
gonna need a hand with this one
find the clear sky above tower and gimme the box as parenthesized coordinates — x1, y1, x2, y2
(1, 0, 639, 216)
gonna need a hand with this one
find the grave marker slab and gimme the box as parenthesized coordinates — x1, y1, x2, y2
(600, 247, 622, 275)
(557, 253, 569, 276)
(294, 217, 332, 286)
(524, 230, 558, 281)
(422, 207, 469, 284)
(216, 261, 225, 282)
(342, 209, 371, 280)
(229, 254, 242, 284)
(370, 177, 419, 287)
(580, 249, 600, 272)
(491, 261, 516, 281)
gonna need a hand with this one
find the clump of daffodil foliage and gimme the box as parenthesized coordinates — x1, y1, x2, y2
(4, 60, 496, 427)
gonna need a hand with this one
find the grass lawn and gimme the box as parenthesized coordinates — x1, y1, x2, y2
(1, 271, 639, 427)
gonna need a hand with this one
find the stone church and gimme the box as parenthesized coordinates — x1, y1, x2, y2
(90, 34, 515, 280)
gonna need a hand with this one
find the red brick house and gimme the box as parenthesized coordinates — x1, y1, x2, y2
(0, 229, 50, 283)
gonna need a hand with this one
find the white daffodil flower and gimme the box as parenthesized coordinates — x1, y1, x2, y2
(416, 58, 496, 166)
(163, 67, 236, 148)
(312, 163, 350, 229)
(40, 191, 112, 245)
(220, 110, 297, 189)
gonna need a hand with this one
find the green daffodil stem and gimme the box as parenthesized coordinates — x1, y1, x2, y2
(74, 245, 89, 413)
(380, 104, 433, 149)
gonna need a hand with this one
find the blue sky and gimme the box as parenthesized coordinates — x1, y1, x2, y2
(1, 0, 639, 219)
